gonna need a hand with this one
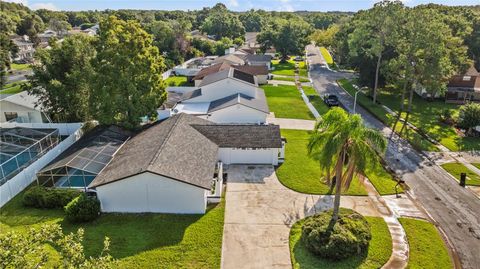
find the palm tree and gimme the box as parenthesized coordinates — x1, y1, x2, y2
(307, 108, 387, 225)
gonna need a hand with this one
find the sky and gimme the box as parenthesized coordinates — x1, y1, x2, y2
(4, 0, 479, 12)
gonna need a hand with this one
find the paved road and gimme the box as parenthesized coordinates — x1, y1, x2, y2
(307, 45, 480, 269)
(6, 70, 32, 83)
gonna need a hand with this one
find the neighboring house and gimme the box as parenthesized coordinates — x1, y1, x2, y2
(0, 91, 50, 123)
(170, 68, 269, 124)
(88, 113, 283, 214)
(241, 54, 273, 70)
(445, 66, 480, 104)
(173, 56, 218, 77)
(192, 62, 269, 86)
(38, 30, 58, 43)
(265, 48, 277, 58)
(11, 36, 35, 63)
(211, 54, 245, 66)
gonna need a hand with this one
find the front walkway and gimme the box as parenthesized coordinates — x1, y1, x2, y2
(266, 114, 316, 130)
(222, 165, 400, 269)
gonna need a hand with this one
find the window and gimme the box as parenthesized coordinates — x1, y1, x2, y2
(4, 112, 18, 122)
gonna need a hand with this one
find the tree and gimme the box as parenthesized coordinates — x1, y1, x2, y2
(201, 4, 245, 40)
(309, 24, 339, 48)
(16, 14, 44, 46)
(239, 9, 266, 32)
(348, 0, 404, 104)
(0, 34, 18, 87)
(28, 34, 96, 122)
(307, 108, 387, 224)
(91, 16, 166, 129)
(458, 103, 480, 136)
(258, 18, 313, 62)
(0, 224, 116, 268)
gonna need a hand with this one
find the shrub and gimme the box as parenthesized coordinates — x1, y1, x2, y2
(65, 194, 100, 223)
(23, 186, 81, 208)
(301, 208, 372, 260)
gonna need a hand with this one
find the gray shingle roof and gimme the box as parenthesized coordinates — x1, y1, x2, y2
(89, 114, 218, 189)
(192, 124, 282, 148)
(242, 54, 272, 63)
(208, 91, 269, 114)
(165, 89, 202, 108)
(199, 67, 256, 87)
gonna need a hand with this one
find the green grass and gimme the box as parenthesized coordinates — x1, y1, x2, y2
(0, 190, 225, 268)
(1, 82, 27, 94)
(278, 129, 402, 195)
(473, 163, 480, 170)
(164, 76, 193, 86)
(399, 218, 453, 269)
(320, 47, 333, 65)
(272, 56, 308, 77)
(339, 79, 480, 151)
(272, 76, 310, 83)
(337, 79, 439, 152)
(302, 86, 330, 116)
(10, 63, 31, 70)
(262, 84, 315, 120)
(441, 162, 480, 186)
(290, 216, 392, 269)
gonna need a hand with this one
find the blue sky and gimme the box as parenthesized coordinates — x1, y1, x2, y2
(5, 0, 479, 12)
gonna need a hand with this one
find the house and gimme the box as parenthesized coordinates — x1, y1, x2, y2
(211, 54, 245, 66)
(445, 66, 480, 104)
(11, 36, 35, 63)
(38, 30, 58, 43)
(192, 62, 269, 86)
(170, 67, 269, 124)
(88, 113, 283, 214)
(241, 54, 273, 70)
(0, 91, 50, 123)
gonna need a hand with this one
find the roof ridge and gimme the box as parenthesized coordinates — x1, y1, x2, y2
(146, 114, 184, 170)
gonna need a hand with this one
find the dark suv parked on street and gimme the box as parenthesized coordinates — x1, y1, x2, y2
(323, 94, 340, 107)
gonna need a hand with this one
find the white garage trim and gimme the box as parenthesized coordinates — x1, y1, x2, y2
(218, 147, 280, 165)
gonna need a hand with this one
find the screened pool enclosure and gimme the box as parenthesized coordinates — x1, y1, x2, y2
(37, 126, 130, 189)
(0, 128, 59, 185)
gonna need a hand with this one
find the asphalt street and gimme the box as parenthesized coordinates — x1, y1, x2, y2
(306, 44, 480, 269)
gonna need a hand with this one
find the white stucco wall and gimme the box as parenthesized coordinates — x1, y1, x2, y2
(256, 75, 268, 85)
(204, 105, 267, 124)
(218, 148, 280, 165)
(189, 78, 258, 102)
(95, 172, 208, 214)
(0, 101, 43, 123)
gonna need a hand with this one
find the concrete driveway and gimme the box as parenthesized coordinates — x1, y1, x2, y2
(221, 165, 381, 269)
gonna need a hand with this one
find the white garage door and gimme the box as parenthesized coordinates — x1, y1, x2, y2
(219, 148, 277, 165)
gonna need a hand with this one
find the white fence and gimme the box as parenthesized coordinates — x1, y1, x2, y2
(0, 122, 82, 136)
(0, 123, 83, 207)
(162, 69, 172, 80)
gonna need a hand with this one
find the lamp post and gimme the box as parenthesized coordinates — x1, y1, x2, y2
(353, 89, 360, 114)
(395, 179, 406, 198)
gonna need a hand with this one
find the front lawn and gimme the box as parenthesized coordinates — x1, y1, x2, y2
(320, 47, 333, 65)
(1, 82, 27, 94)
(164, 76, 193, 86)
(440, 162, 480, 186)
(473, 163, 480, 170)
(399, 218, 453, 269)
(10, 63, 31, 70)
(278, 130, 402, 195)
(337, 79, 439, 152)
(272, 57, 308, 77)
(290, 216, 392, 269)
(302, 86, 330, 116)
(0, 191, 225, 268)
(262, 85, 315, 120)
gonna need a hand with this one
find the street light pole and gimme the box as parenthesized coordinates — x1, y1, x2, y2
(353, 90, 360, 114)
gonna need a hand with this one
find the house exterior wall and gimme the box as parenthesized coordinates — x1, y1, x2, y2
(0, 101, 43, 123)
(203, 104, 267, 124)
(218, 148, 279, 165)
(188, 78, 258, 102)
(256, 75, 268, 85)
(95, 172, 208, 214)
(248, 61, 271, 69)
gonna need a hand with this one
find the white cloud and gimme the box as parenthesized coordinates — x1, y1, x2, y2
(228, 0, 239, 8)
(277, 0, 294, 11)
(30, 2, 58, 10)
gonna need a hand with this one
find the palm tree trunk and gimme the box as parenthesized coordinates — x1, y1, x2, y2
(331, 149, 346, 224)
(389, 80, 407, 141)
(373, 53, 382, 104)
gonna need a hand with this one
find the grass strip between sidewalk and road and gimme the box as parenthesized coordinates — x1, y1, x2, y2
(290, 216, 392, 269)
(399, 218, 453, 269)
(320, 47, 334, 65)
(440, 162, 480, 186)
